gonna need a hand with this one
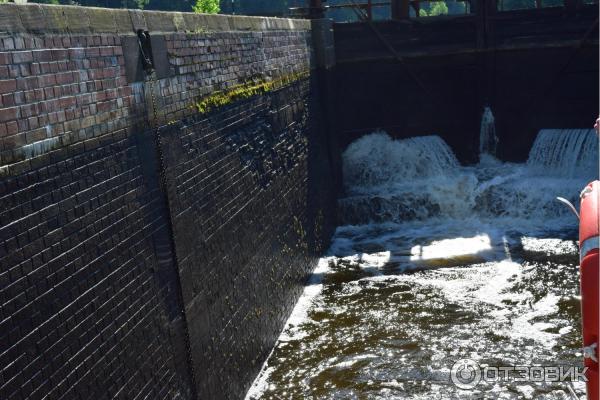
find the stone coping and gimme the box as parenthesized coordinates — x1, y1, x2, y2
(0, 3, 311, 35)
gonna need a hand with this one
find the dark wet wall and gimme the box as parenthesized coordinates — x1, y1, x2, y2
(0, 5, 338, 400)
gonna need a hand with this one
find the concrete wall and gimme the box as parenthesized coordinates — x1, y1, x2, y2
(0, 4, 338, 400)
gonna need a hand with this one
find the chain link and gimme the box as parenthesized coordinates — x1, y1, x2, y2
(146, 70, 199, 398)
(147, 71, 170, 193)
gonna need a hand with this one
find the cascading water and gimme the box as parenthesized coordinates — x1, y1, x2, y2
(247, 129, 599, 400)
(480, 106, 499, 157)
(342, 133, 459, 187)
(528, 129, 598, 178)
(339, 133, 475, 224)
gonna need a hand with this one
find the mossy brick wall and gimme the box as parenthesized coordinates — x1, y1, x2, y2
(0, 4, 338, 400)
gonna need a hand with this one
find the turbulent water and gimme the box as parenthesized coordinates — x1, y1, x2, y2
(247, 129, 598, 400)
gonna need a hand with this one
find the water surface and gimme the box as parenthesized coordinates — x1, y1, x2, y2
(247, 129, 597, 399)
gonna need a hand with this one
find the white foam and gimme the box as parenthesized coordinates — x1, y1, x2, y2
(410, 234, 492, 261)
(245, 129, 596, 399)
(280, 257, 332, 341)
(340, 131, 596, 225)
(342, 132, 459, 189)
(507, 293, 561, 347)
(521, 237, 579, 255)
(527, 129, 598, 178)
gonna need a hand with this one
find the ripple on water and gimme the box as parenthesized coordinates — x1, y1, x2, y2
(246, 228, 584, 400)
(246, 131, 593, 399)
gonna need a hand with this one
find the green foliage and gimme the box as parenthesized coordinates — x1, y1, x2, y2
(430, 2, 449, 15)
(419, 1, 449, 16)
(193, 0, 219, 14)
(26, 0, 199, 12)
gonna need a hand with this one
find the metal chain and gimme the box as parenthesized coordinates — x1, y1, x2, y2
(147, 71, 160, 142)
(147, 71, 169, 193)
(146, 70, 199, 398)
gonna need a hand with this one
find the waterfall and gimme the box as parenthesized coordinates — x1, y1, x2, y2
(527, 129, 598, 178)
(339, 129, 597, 226)
(342, 132, 459, 189)
(340, 132, 474, 224)
(479, 107, 498, 157)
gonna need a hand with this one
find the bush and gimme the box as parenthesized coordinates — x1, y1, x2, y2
(193, 0, 220, 14)
(420, 2, 449, 16)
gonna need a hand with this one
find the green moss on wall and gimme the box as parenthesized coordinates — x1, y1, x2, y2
(194, 71, 310, 115)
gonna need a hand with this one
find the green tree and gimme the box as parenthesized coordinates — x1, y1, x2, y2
(431, 2, 448, 15)
(419, 1, 449, 16)
(193, 0, 219, 13)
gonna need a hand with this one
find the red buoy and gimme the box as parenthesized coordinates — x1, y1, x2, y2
(579, 181, 599, 400)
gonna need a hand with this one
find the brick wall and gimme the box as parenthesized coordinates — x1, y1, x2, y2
(161, 78, 320, 399)
(0, 130, 193, 400)
(0, 33, 135, 169)
(0, 4, 338, 400)
(156, 29, 311, 124)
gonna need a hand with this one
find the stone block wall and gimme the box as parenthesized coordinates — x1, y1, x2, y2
(0, 4, 338, 400)
(160, 83, 307, 398)
(0, 32, 135, 170)
(0, 129, 193, 400)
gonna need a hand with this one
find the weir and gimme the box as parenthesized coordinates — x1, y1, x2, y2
(0, 2, 598, 400)
(333, 1, 599, 163)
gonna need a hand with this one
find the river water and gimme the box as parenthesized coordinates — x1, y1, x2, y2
(247, 129, 598, 400)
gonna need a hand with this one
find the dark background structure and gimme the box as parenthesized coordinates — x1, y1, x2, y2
(331, 1, 599, 162)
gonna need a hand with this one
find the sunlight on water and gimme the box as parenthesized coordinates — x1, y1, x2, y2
(246, 129, 598, 400)
(410, 235, 492, 262)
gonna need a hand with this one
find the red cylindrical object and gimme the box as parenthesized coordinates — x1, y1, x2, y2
(579, 181, 599, 400)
